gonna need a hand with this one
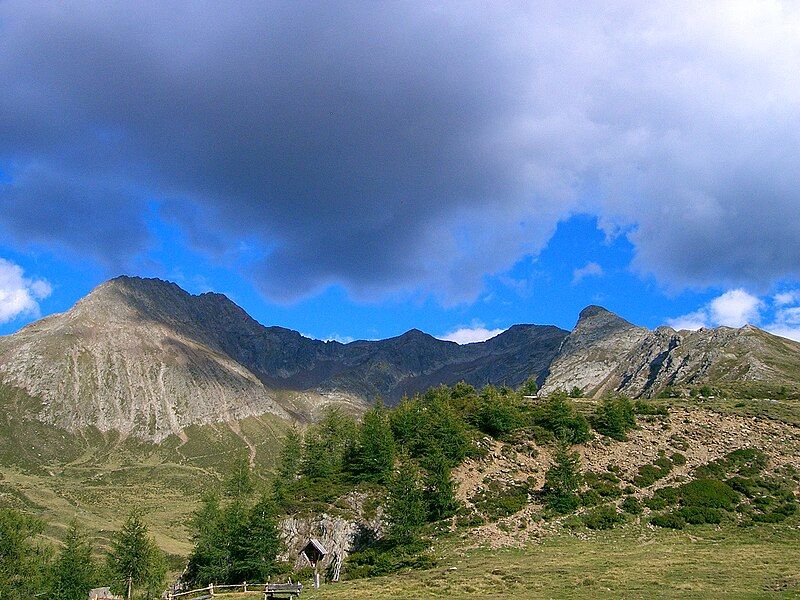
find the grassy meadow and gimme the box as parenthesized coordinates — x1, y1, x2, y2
(299, 523, 800, 599)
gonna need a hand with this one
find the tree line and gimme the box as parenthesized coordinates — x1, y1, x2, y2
(3, 380, 644, 593)
(0, 509, 165, 600)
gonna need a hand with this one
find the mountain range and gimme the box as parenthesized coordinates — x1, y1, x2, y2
(1, 276, 799, 441)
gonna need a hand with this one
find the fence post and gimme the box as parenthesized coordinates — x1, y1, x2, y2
(243, 582, 247, 592)
(209, 583, 214, 597)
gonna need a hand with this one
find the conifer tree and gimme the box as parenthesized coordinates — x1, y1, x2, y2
(351, 400, 395, 482)
(106, 511, 165, 600)
(185, 493, 227, 586)
(225, 455, 255, 498)
(49, 519, 98, 600)
(301, 408, 357, 479)
(274, 427, 303, 507)
(423, 448, 458, 521)
(230, 495, 282, 582)
(543, 439, 583, 514)
(0, 509, 48, 600)
(519, 376, 539, 396)
(386, 460, 426, 545)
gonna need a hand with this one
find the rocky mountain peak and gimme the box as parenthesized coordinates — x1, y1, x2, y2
(576, 305, 636, 330)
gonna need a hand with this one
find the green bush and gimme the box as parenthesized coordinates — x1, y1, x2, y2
(633, 459, 673, 488)
(694, 448, 767, 480)
(653, 455, 673, 471)
(620, 496, 643, 515)
(675, 506, 723, 525)
(653, 486, 680, 505)
(471, 481, 530, 521)
(584, 471, 623, 499)
(592, 397, 636, 441)
(346, 539, 434, 579)
(679, 479, 739, 510)
(529, 393, 591, 444)
(650, 512, 686, 529)
(473, 386, 525, 438)
(670, 452, 687, 466)
(644, 496, 668, 510)
(581, 505, 624, 530)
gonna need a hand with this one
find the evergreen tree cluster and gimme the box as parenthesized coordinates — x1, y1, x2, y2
(185, 457, 282, 586)
(0, 509, 165, 600)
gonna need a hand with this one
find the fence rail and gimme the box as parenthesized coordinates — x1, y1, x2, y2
(169, 581, 302, 599)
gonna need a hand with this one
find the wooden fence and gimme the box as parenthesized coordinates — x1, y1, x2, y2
(169, 582, 302, 600)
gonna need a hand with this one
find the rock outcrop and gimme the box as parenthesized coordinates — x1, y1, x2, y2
(539, 306, 649, 396)
(541, 308, 800, 398)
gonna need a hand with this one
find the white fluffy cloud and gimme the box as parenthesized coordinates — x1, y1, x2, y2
(774, 290, 800, 306)
(0, 258, 51, 324)
(667, 288, 800, 341)
(708, 290, 764, 328)
(572, 262, 604, 285)
(668, 289, 763, 329)
(767, 303, 800, 342)
(438, 323, 506, 345)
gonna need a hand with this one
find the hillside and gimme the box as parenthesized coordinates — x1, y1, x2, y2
(2, 277, 800, 446)
(541, 306, 800, 399)
(0, 277, 566, 440)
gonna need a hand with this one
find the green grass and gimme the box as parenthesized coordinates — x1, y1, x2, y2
(298, 523, 800, 599)
(0, 405, 289, 557)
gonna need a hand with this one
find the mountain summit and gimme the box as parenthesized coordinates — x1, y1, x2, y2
(0, 277, 567, 440)
(2, 277, 799, 441)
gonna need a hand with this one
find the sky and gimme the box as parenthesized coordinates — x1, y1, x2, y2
(1, 1, 800, 343)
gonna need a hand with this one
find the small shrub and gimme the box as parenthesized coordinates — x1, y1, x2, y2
(653, 455, 673, 471)
(650, 512, 686, 529)
(674, 506, 723, 525)
(669, 435, 690, 451)
(634, 460, 672, 488)
(653, 486, 680, 505)
(670, 453, 687, 466)
(634, 400, 669, 416)
(620, 496, 643, 515)
(644, 496, 667, 510)
(579, 489, 602, 508)
(584, 471, 623, 499)
(561, 515, 583, 530)
(471, 481, 529, 521)
(582, 505, 624, 530)
(679, 479, 739, 510)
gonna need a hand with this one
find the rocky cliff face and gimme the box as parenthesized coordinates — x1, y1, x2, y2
(0, 277, 567, 440)
(539, 306, 650, 396)
(541, 307, 800, 398)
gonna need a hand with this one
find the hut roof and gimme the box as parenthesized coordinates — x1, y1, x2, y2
(301, 538, 328, 560)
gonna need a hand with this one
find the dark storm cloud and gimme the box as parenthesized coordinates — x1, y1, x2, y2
(1, 1, 799, 302)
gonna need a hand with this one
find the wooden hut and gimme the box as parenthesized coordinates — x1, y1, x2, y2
(300, 538, 328, 589)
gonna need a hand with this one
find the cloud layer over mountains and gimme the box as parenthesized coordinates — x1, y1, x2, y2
(1, 1, 799, 304)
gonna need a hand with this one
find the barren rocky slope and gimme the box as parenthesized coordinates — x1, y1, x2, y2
(541, 305, 800, 398)
(2, 277, 800, 442)
(0, 277, 566, 440)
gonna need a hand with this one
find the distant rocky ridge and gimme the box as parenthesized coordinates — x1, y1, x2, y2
(0, 277, 566, 440)
(1, 276, 799, 442)
(541, 305, 800, 398)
